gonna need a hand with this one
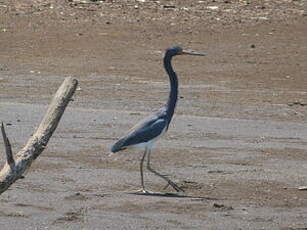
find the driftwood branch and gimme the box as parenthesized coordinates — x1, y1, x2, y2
(0, 77, 78, 195)
(1, 122, 15, 168)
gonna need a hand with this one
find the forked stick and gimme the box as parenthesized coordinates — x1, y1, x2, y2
(0, 77, 78, 194)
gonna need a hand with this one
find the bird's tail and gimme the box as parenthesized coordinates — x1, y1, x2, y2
(110, 138, 127, 153)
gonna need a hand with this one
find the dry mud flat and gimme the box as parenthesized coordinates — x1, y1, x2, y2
(1, 102, 307, 229)
(1, 0, 307, 229)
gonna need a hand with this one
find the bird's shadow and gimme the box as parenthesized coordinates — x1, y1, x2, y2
(127, 191, 219, 200)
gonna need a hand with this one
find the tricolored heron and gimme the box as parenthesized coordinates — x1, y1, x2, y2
(111, 46, 205, 193)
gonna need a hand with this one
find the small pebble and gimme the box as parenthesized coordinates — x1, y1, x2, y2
(207, 6, 219, 10)
(163, 5, 176, 8)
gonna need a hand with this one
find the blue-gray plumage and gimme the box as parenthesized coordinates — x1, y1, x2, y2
(111, 109, 167, 152)
(111, 46, 205, 193)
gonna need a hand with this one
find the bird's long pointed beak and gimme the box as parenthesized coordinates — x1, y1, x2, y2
(182, 49, 206, 56)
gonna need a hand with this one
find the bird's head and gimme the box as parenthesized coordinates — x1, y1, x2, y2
(166, 46, 206, 57)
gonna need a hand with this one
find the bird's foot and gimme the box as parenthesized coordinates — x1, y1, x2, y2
(163, 180, 184, 192)
(135, 188, 153, 194)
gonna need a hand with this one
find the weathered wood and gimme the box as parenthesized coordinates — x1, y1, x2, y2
(1, 122, 15, 168)
(0, 77, 78, 194)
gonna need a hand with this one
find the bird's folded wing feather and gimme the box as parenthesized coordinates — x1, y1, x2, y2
(111, 113, 167, 152)
(123, 117, 167, 146)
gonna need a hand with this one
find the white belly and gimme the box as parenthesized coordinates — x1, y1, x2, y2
(130, 126, 167, 150)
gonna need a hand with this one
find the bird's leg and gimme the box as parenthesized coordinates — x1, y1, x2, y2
(136, 147, 150, 193)
(146, 148, 184, 192)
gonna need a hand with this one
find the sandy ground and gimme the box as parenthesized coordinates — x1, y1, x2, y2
(0, 0, 307, 229)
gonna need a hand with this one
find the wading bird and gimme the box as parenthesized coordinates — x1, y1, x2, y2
(111, 46, 205, 193)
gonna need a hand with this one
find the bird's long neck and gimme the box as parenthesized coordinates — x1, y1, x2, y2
(163, 54, 178, 123)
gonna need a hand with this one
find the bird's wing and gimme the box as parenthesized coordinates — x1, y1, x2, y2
(126, 117, 167, 144)
(111, 113, 167, 152)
